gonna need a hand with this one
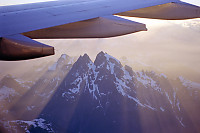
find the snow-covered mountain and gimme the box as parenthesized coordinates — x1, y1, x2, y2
(0, 75, 33, 116)
(0, 54, 75, 132)
(0, 52, 200, 133)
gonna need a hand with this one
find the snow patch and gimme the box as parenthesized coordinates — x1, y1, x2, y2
(165, 92, 173, 105)
(160, 107, 165, 112)
(104, 53, 121, 74)
(1, 118, 54, 132)
(87, 61, 101, 100)
(61, 54, 67, 60)
(176, 99, 181, 111)
(97, 62, 105, 69)
(127, 95, 145, 107)
(14, 78, 30, 89)
(106, 62, 115, 74)
(68, 57, 75, 65)
(62, 76, 83, 98)
(0, 86, 19, 101)
(48, 62, 58, 71)
(144, 104, 157, 111)
(127, 95, 157, 110)
(27, 106, 35, 111)
(137, 71, 161, 91)
(176, 116, 185, 127)
(116, 79, 130, 89)
(70, 77, 83, 93)
(122, 68, 132, 80)
(115, 78, 127, 96)
(159, 73, 167, 79)
(179, 76, 200, 89)
(104, 53, 120, 64)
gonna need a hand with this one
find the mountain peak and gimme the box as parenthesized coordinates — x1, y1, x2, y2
(57, 54, 70, 63)
(97, 51, 105, 56)
(60, 54, 68, 60)
(69, 53, 92, 74)
(0, 74, 29, 89)
(95, 51, 121, 65)
(77, 53, 91, 64)
(3, 52, 200, 133)
(82, 53, 90, 61)
(94, 52, 122, 75)
(49, 54, 72, 71)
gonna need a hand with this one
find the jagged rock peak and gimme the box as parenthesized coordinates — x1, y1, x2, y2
(83, 53, 90, 59)
(70, 53, 93, 73)
(96, 51, 105, 57)
(94, 51, 121, 67)
(77, 53, 91, 62)
(57, 54, 70, 63)
(60, 54, 68, 59)
(48, 54, 71, 71)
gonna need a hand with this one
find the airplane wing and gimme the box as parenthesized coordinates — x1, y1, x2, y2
(0, 0, 199, 60)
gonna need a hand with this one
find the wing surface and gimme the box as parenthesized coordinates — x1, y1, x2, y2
(0, 0, 176, 37)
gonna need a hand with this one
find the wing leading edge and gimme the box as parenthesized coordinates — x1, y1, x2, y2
(0, 0, 200, 61)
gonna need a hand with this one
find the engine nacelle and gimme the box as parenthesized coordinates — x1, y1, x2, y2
(117, 2, 200, 20)
(0, 34, 54, 61)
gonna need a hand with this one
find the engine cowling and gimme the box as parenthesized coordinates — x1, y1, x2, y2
(0, 34, 54, 61)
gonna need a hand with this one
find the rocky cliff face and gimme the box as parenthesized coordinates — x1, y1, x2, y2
(0, 52, 200, 133)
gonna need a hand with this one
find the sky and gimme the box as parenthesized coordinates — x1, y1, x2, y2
(0, 0, 200, 82)
(0, 0, 54, 6)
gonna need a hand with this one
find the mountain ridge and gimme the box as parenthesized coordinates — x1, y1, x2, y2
(0, 52, 200, 133)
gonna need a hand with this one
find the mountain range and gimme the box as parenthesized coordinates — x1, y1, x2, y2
(0, 52, 200, 133)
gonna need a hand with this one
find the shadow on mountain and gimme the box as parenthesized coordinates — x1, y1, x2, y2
(7, 55, 73, 121)
(1, 52, 200, 133)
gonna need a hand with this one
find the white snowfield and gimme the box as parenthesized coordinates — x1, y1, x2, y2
(0, 118, 54, 133)
(179, 76, 200, 89)
(0, 86, 18, 101)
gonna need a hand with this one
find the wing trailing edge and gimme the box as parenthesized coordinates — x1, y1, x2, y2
(0, 34, 54, 61)
(117, 1, 200, 20)
(0, 16, 146, 61)
(23, 15, 147, 39)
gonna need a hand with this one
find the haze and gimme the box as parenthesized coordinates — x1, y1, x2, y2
(0, 0, 200, 82)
